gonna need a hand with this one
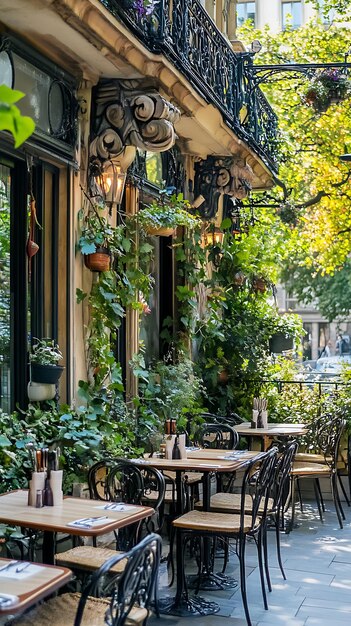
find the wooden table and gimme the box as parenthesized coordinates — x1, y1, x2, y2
(0, 491, 154, 564)
(234, 422, 307, 451)
(0, 558, 71, 615)
(131, 451, 262, 616)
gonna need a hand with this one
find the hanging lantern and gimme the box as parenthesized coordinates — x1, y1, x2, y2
(230, 203, 242, 236)
(201, 227, 224, 248)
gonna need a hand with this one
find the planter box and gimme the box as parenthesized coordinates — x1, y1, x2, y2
(269, 333, 294, 353)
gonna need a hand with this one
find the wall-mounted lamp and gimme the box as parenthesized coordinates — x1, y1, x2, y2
(90, 159, 127, 207)
(201, 226, 224, 248)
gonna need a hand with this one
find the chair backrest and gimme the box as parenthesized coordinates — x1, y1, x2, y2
(240, 448, 278, 532)
(137, 465, 166, 534)
(107, 461, 145, 505)
(74, 533, 162, 626)
(272, 440, 298, 512)
(88, 459, 115, 500)
(197, 423, 239, 450)
(316, 412, 346, 470)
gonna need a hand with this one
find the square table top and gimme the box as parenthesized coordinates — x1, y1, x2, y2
(0, 559, 72, 615)
(131, 452, 260, 473)
(234, 422, 307, 437)
(0, 490, 154, 537)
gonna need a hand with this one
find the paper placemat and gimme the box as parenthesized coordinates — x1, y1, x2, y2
(0, 593, 19, 607)
(95, 503, 135, 512)
(0, 563, 42, 580)
(67, 516, 112, 529)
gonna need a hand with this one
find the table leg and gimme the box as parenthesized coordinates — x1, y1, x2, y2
(186, 472, 238, 591)
(42, 531, 55, 565)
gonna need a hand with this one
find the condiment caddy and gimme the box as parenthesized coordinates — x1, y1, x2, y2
(26, 445, 63, 507)
(252, 397, 268, 429)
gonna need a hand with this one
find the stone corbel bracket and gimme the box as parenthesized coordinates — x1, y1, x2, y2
(194, 155, 254, 219)
(89, 79, 181, 172)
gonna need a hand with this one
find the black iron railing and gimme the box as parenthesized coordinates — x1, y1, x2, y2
(99, 0, 279, 171)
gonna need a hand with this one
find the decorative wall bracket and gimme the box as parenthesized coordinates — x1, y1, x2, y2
(89, 79, 181, 185)
(194, 156, 254, 219)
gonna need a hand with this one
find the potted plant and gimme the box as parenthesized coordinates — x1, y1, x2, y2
(138, 193, 201, 237)
(302, 69, 350, 113)
(29, 338, 64, 385)
(77, 205, 114, 272)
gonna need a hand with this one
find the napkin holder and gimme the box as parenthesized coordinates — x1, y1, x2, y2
(178, 433, 187, 459)
(28, 471, 46, 507)
(251, 410, 258, 428)
(165, 435, 176, 459)
(50, 470, 63, 506)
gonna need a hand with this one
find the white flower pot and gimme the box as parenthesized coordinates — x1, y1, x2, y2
(27, 382, 56, 402)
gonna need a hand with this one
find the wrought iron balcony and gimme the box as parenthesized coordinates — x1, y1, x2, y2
(100, 0, 279, 171)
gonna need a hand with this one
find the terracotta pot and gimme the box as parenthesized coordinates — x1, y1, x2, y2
(233, 271, 246, 287)
(145, 226, 175, 237)
(253, 277, 267, 293)
(84, 247, 111, 272)
(218, 369, 229, 384)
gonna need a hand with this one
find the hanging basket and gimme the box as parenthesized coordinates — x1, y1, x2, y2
(253, 277, 267, 293)
(84, 247, 111, 272)
(145, 226, 175, 237)
(269, 333, 294, 354)
(30, 363, 64, 384)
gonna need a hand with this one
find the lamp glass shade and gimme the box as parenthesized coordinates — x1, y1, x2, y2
(100, 163, 127, 205)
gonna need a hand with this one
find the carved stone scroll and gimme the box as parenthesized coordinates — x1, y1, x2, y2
(194, 155, 254, 218)
(90, 79, 181, 174)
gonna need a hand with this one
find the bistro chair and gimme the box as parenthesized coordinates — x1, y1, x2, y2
(208, 441, 298, 589)
(289, 412, 346, 531)
(196, 423, 239, 450)
(11, 534, 162, 626)
(172, 449, 278, 626)
(56, 461, 164, 578)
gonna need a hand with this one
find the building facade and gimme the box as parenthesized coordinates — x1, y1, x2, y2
(236, 0, 332, 31)
(0, 0, 278, 411)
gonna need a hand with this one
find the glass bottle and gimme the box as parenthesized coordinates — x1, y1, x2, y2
(43, 477, 53, 506)
(172, 435, 181, 460)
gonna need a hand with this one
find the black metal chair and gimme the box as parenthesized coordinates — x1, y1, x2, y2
(56, 460, 164, 577)
(172, 449, 278, 626)
(196, 423, 239, 450)
(12, 534, 162, 626)
(289, 412, 346, 531)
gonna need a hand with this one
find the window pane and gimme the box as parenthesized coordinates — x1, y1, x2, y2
(0, 165, 11, 412)
(237, 2, 256, 27)
(282, 2, 302, 28)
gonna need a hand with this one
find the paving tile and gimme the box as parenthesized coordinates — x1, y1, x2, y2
(305, 619, 351, 626)
(301, 596, 351, 611)
(296, 583, 351, 602)
(297, 605, 351, 621)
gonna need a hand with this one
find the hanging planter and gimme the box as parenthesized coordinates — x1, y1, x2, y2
(302, 69, 350, 113)
(84, 247, 111, 272)
(233, 271, 246, 287)
(253, 277, 267, 293)
(27, 381, 56, 402)
(29, 338, 64, 384)
(269, 333, 294, 354)
(138, 193, 201, 236)
(144, 226, 175, 237)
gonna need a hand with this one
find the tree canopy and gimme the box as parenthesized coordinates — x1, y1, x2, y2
(239, 17, 351, 318)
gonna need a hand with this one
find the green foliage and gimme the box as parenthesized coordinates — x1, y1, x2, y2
(131, 351, 206, 440)
(29, 338, 63, 366)
(0, 376, 143, 494)
(138, 192, 201, 231)
(238, 19, 351, 317)
(0, 85, 35, 148)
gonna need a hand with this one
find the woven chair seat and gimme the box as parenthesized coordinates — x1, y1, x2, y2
(55, 546, 126, 572)
(172, 509, 252, 533)
(164, 470, 203, 485)
(198, 492, 274, 514)
(292, 461, 331, 476)
(10, 592, 148, 626)
(295, 452, 347, 470)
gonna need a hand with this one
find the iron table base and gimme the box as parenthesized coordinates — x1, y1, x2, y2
(187, 570, 238, 591)
(158, 594, 220, 617)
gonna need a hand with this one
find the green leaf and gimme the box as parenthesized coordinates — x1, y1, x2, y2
(76, 288, 87, 304)
(220, 218, 232, 230)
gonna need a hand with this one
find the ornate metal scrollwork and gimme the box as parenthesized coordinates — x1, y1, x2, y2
(90, 79, 181, 175)
(194, 156, 254, 219)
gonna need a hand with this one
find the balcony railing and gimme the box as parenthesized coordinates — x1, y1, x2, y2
(99, 0, 279, 171)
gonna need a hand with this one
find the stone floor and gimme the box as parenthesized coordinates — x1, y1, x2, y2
(149, 501, 351, 626)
